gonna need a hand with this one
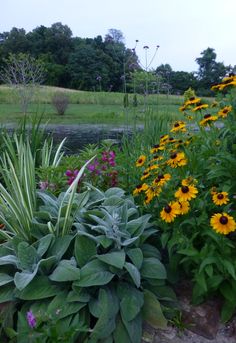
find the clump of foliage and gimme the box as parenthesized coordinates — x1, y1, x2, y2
(131, 74, 236, 321)
(52, 92, 69, 115)
(0, 132, 175, 342)
(38, 141, 119, 195)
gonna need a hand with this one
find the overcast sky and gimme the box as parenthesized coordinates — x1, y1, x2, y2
(1, 0, 236, 72)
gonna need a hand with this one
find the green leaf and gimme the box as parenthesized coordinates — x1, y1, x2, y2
(113, 315, 132, 343)
(122, 313, 142, 343)
(124, 262, 140, 288)
(142, 289, 167, 329)
(141, 258, 166, 279)
(223, 260, 236, 280)
(16, 276, 60, 300)
(0, 255, 18, 266)
(74, 259, 113, 287)
(221, 299, 236, 323)
(75, 235, 97, 267)
(199, 256, 219, 274)
(49, 260, 80, 282)
(47, 235, 73, 260)
(76, 271, 114, 287)
(17, 242, 38, 272)
(36, 234, 54, 257)
(0, 273, 13, 286)
(47, 292, 86, 319)
(14, 269, 38, 291)
(126, 215, 151, 236)
(120, 289, 144, 322)
(0, 284, 15, 303)
(90, 289, 116, 340)
(195, 271, 207, 293)
(141, 244, 161, 260)
(67, 289, 90, 303)
(97, 251, 126, 269)
(127, 248, 143, 269)
(104, 188, 125, 198)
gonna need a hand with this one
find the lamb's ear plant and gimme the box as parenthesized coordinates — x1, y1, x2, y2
(0, 184, 175, 343)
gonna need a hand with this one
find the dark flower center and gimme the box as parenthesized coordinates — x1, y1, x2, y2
(170, 153, 177, 159)
(164, 205, 172, 213)
(220, 216, 228, 225)
(204, 114, 211, 119)
(217, 194, 224, 199)
(137, 184, 142, 189)
(181, 186, 189, 193)
(138, 158, 143, 163)
(169, 137, 174, 141)
(223, 109, 228, 113)
(189, 97, 195, 101)
(158, 174, 164, 180)
(174, 123, 180, 127)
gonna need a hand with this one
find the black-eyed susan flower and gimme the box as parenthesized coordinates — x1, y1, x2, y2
(152, 173, 171, 187)
(150, 144, 165, 154)
(136, 155, 146, 167)
(185, 97, 201, 106)
(133, 183, 149, 196)
(170, 121, 187, 133)
(178, 200, 190, 215)
(181, 177, 197, 186)
(160, 201, 180, 223)
(210, 213, 236, 235)
(218, 106, 232, 118)
(199, 114, 218, 126)
(160, 134, 169, 145)
(175, 184, 198, 201)
(166, 151, 187, 168)
(212, 191, 229, 206)
(144, 187, 157, 205)
(192, 103, 209, 112)
(141, 171, 150, 180)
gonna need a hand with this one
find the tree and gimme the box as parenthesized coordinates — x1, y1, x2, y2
(196, 48, 230, 94)
(0, 53, 45, 114)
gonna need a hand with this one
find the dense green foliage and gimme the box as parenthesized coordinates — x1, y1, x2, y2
(0, 24, 235, 95)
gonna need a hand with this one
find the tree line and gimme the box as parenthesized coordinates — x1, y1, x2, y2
(0, 23, 235, 95)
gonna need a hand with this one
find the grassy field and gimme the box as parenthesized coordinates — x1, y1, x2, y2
(0, 85, 193, 125)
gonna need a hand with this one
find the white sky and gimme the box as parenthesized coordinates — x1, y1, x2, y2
(1, 0, 236, 72)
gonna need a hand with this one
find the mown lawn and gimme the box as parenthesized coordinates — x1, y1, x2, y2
(0, 85, 199, 125)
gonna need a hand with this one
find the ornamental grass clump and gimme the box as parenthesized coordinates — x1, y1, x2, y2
(132, 75, 236, 321)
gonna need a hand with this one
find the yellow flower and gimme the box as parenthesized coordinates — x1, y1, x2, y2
(133, 183, 149, 196)
(185, 97, 201, 106)
(218, 106, 232, 118)
(170, 121, 187, 133)
(144, 187, 157, 205)
(178, 201, 190, 215)
(212, 192, 229, 206)
(199, 114, 218, 126)
(181, 177, 197, 186)
(160, 135, 169, 145)
(192, 103, 209, 112)
(152, 173, 171, 187)
(141, 171, 150, 180)
(150, 144, 165, 154)
(160, 201, 180, 223)
(175, 185, 198, 201)
(166, 151, 187, 168)
(136, 155, 146, 167)
(210, 213, 236, 235)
